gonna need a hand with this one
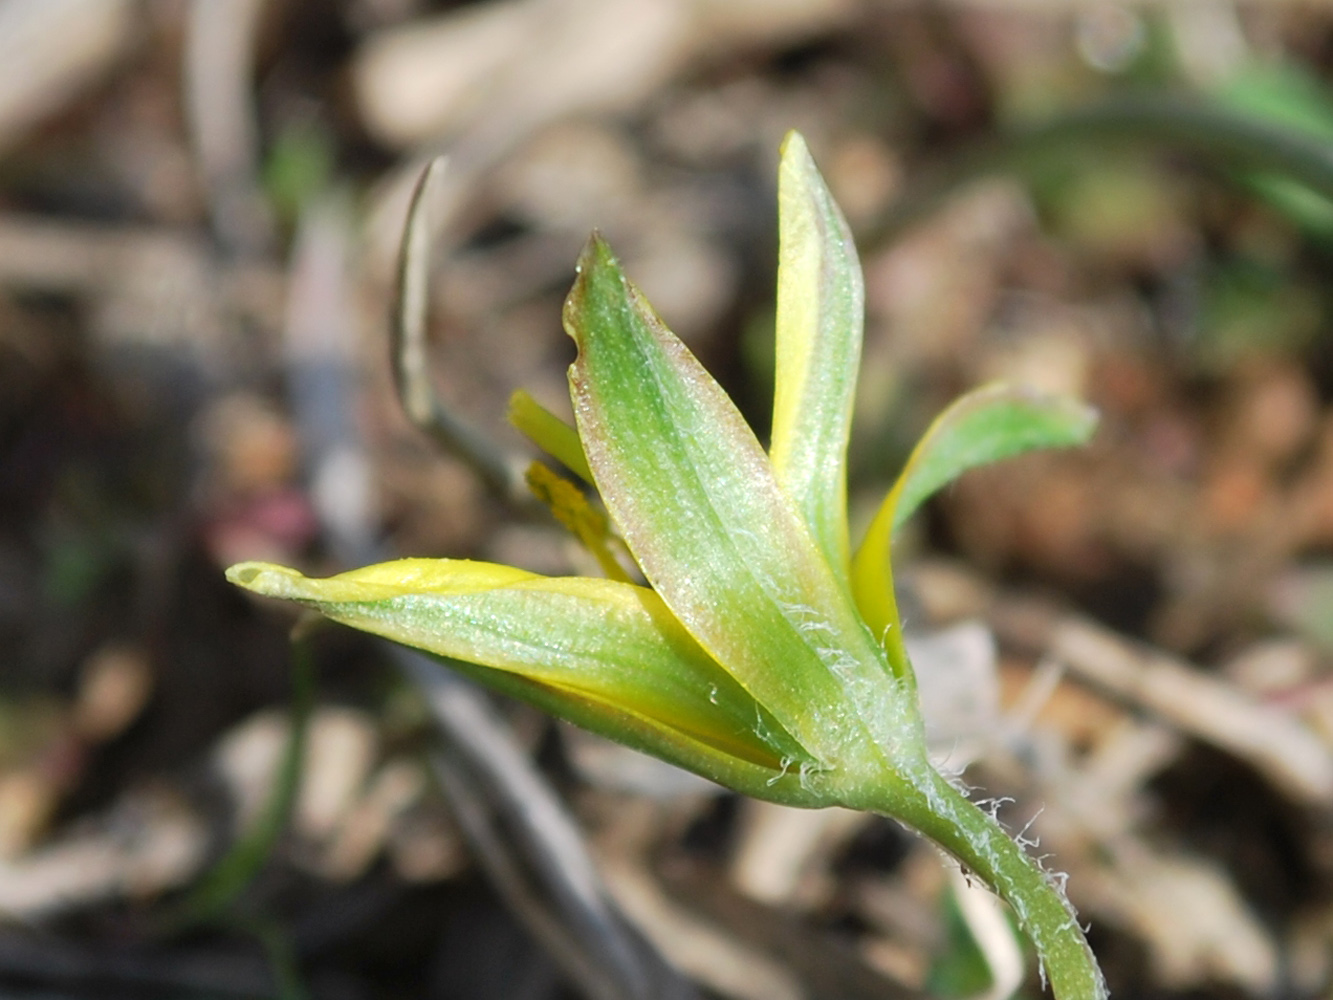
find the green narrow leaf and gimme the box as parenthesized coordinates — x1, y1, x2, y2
(565, 236, 917, 780)
(851, 383, 1098, 640)
(769, 131, 864, 583)
(227, 559, 822, 801)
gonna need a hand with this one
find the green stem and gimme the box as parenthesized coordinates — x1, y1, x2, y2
(869, 95, 1333, 247)
(249, 916, 310, 1000)
(873, 767, 1106, 1000)
(162, 632, 316, 930)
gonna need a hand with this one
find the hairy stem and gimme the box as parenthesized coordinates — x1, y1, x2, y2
(872, 768, 1106, 1000)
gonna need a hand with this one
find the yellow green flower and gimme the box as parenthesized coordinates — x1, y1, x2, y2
(228, 132, 1104, 999)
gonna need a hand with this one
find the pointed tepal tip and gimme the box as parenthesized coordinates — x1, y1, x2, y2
(224, 561, 307, 599)
(577, 230, 616, 270)
(563, 231, 623, 341)
(776, 130, 827, 198)
(779, 129, 809, 158)
(568, 231, 613, 287)
(225, 562, 265, 587)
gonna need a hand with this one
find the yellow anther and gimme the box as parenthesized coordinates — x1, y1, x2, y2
(525, 462, 631, 582)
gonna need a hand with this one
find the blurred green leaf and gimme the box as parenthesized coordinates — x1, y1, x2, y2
(1196, 257, 1321, 368)
(1039, 159, 1184, 261)
(927, 886, 1012, 999)
(264, 121, 335, 223)
(42, 526, 117, 607)
(1217, 64, 1333, 236)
